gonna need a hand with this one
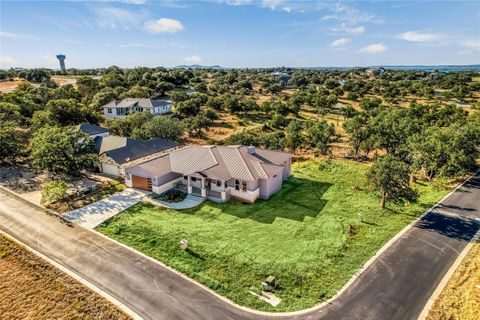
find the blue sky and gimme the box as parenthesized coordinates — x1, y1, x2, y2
(1, 0, 479, 68)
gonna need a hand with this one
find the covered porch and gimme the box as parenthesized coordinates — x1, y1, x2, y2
(174, 174, 231, 203)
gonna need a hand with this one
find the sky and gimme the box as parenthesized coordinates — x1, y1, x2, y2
(1, 0, 479, 69)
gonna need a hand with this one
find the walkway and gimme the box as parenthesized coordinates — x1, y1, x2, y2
(63, 188, 147, 228)
(0, 173, 478, 320)
(153, 193, 205, 209)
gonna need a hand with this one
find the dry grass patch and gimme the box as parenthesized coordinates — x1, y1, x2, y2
(427, 240, 480, 320)
(0, 235, 130, 320)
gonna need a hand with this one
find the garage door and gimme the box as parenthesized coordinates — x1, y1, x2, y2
(102, 163, 119, 177)
(132, 175, 152, 191)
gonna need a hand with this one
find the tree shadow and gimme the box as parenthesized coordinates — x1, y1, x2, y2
(436, 203, 477, 212)
(414, 212, 480, 242)
(185, 248, 205, 261)
(219, 177, 332, 224)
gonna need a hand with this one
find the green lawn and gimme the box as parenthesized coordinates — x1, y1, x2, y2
(96, 159, 449, 312)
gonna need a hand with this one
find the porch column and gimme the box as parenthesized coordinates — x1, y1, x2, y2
(201, 178, 207, 197)
(187, 176, 192, 193)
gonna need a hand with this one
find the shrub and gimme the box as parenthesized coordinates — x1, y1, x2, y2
(41, 181, 68, 205)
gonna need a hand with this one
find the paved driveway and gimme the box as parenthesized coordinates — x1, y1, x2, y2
(153, 194, 205, 209)
(63, 188, 147, 228)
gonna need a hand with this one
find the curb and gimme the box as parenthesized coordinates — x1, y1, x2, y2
(417, 222, 480, 320)
(1, 170, 478, 318)
(89, 170, 480, 317)
(0, 185, 73, 227)
(0, 229, 142, 320)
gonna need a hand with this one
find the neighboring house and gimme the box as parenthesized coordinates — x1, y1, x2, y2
(77, 123, 110, 139)
(125, 145, 292, 203)
(103, 98, 172, 119)
(94, 135, 180, 177)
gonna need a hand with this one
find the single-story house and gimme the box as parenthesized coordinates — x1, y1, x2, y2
(125, 145, 292, 203)
(94, 135, 180, 177)
(103, 98, 172, 119)
(77, 123, 110, 139)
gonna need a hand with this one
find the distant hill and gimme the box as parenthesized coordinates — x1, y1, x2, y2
(174, 64, 223, 69)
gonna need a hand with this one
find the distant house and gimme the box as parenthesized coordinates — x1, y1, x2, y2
(103, 98, 172, 119)
(94, 135, 180, 177)
(125, 145, 292, 203)
(77, 123, 110, 139)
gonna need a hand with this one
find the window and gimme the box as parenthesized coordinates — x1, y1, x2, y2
(191, 177, 197, 182)
(183, 175, 187, 180)
(234, 179, 240, 191)
(224, 181, 228, 188)
(216, 180, 221, 187)
(107, 108, 112, 114)
(242, 181, 247, 192)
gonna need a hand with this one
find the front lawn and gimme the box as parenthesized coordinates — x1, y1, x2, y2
(96, 159, 450, 312)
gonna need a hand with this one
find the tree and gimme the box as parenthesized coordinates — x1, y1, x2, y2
(305, 120, 335, 155)
(120, 85, 151, 99)
(284, 120, 304, 151)
(359, 97, 382, 111)
(182, 115, 212, 137)
(132, 116, 184, 141)
(174, 99, 201, 117)
(0, 121, 23, 163)
(0, 102, 22, 123)
(45, 99, 89, 126)
(343, 115, 371, 156)
(408, 125, 479, 180)
(29, 127, 97, 176)
(107, 111, 153, 137)
(25, 69, 51, 83)
(367, 155, 416, 208)
(371, 107, 421, 155)
(41, 181, 68, 205)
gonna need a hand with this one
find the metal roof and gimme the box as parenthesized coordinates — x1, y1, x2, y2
(103, 98, 172, 109)
(127, 145, 291, 181)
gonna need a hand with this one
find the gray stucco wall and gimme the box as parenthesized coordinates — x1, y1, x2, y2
(259, 171, 283, 200)
(153, 172, 182, 186)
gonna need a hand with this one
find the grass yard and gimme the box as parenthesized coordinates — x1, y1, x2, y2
(0, 234, 129, 320)
(97, 159, 450, 312)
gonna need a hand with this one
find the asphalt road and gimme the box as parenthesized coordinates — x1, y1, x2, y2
(0, 173, 478, 320)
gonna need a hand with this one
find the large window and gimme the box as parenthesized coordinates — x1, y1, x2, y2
(191, 177, 197, 182)
(234, 179, 240, 191)
(107, 108, 112, 114)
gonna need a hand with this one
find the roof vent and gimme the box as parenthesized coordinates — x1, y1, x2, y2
(247, 145, 256, 154)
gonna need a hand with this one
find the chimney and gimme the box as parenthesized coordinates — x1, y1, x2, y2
(247, 145, 256, 154)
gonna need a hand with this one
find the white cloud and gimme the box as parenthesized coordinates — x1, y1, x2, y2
(144, 18, 184, 33)
(0, 31, 29, 39)
(330, 24, 365, 34)
(0, 55, 16, 67)
(184, 55, 203, 64)
(461, 38, 480, 50)
(119, 43, 156, 48)
(347, 26, 365, 34)
(359, 43, 387, 53)
(219, 0, 253, 6)
(399, 31, 441, 42)
(330, 38, 350, 47)
(93, 6, 140, 29)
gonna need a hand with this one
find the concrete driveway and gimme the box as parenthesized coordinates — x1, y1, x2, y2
(63, 188, 147, 228)
(153, 194, 205, 209)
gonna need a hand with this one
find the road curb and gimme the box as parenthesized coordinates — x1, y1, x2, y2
(1, 170, 478, 318)
(417, 217, 480, 319)
(0, 229, 142, 320)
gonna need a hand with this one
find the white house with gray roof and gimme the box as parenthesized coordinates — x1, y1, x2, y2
(103, 98, 172, 119)
(124, 145, 292, 203)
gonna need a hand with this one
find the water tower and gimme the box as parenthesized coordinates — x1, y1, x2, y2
(56, 54, 66, 73)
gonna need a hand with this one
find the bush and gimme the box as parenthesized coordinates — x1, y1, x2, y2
(155, 189, 187, 203)
(41, 181, 68, 205)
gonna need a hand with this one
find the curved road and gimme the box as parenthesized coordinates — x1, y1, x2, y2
(0, 173, 479, 320)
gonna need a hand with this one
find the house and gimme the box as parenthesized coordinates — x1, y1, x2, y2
(94, 136, 180, 177)
(125, 145, 292, 203)
(103, 98, 172, 119)
(77, 123, 110, 139)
